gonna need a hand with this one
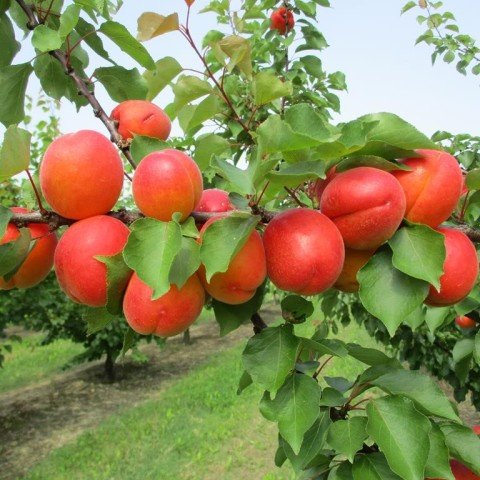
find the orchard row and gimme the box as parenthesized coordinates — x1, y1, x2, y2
(1, 100, 478, 338)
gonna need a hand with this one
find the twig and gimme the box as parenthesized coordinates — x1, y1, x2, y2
(313, 355, 333, 379)
(251, 312, 267, 334)
(14, 0, 137, 170)
(284, 187, 306, 207)
(25, 169, 46, 214)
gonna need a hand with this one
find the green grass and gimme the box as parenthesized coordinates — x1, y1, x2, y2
(0, 334, 84, 394)
(23, 322, 377, 480)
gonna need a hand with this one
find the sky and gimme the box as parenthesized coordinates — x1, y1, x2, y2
(2, 0, 480, 141)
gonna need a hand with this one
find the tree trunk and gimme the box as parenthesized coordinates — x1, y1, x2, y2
(183, 328, 192, 345)
(104, 350, 116, 382)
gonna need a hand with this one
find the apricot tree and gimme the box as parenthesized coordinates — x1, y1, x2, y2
(1, 0, 480, 479)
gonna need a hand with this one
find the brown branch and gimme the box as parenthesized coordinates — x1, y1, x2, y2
(250, 312, 268, 334)
(25, 169, 46, 214)
(458, 225, 480, 243)
(14, 0, 137, 170)
(9, 208, 278, 230)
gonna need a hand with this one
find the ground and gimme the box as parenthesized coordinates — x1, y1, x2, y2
(0, 307, 478, 480)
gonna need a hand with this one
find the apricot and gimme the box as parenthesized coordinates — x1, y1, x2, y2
(40, 130, 124, 220)
(132, 149, 203, 222)
(334, 248, 376, 293)
(111, 100, 171, 141)
(196, 189, 234, 213)
(123, 273, 205, 337)
(455, 315, 477, 329)
(270, 7, 294, 35)
(263, 208, 345, 295)
(392, 149, 463, 228)
(0, 207, 57, 290)
(320, 167, 406, 250)
(198, 217, 266, 305)
(54, 215, 130, 307)
(426, 227, 478, 306)
(449, 459, 480, 480)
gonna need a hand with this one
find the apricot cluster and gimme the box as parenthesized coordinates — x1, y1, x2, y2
(307, 150, 478, 305)
(1, 98, 478, 340)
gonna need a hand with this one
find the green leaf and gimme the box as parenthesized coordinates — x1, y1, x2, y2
(358, 250, 429, 336)
(389, 223, 446, 290)
(354, 112, 439, 159)
(95, 66, 148, 102)
(210, 157, 254, 195)
(213, 282, 265, 336)
(267, 160, 326, 187)
(300, 338, 348, 358)
(75, 17, 113, 64)
(143, 56, 182, 101)
(168, 237, 201, 289)
(123, 218, 182, 299)
(352, 453, 402, 480)
(33, 55, 68, 100)
(31, 25, 62, 52)
(253, 71, 292, 105)
(0, 228, 31, 277)
(425, 306, 450, 333)
(474, 331, 480, 365)
(213, 35, 252, 78)
(346, 344, 400, 367)
(281, 409, 331, 470)
(200, 213, 259, 282)
(440, 423, 480, 474)
(327, 417, 368, 463)
(336, 155, 411, 172)
(242, 324, 300, 393)
(130, 136, 168, 166)
(466, 168, 480, 190)
(281, 295, 314, 324)
(0, 63, 33, 126)
(195, 134, 230, 170)
(366, 396, 431, 480)
(178, 94, 223, 132)
(94, 252, 132, 315)
(99, 21, 155, 70)
(58, 4, 81, 38)
(136, 12, 179, 41)
(425, 423, 455, 480)
(84, 307, 115, 335)
(0, 13, 20, 67)
(0, 125, 31, 180)
(372, 370, 460, 421)
(404, 306, 425, 330)
(121, 326, 137, 357)
(0, 205, 12, 238)
(261, 373, 321, 454)
(237, 370, 253, 395)
(319, 387, 345, 406)
(401, 1, 417, 14)
(172, 75, 212, 108)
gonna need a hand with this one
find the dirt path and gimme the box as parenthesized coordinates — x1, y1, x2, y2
(0, 309, 279, 480)
(1, 308, 479, 480)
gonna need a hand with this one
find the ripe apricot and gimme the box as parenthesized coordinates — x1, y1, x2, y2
(270, 7, 294, 35)
(334, 248, 376, 293)
(196, 189, 234, 213)
(455, 315, 477, 329)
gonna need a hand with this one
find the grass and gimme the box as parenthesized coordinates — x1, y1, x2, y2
(23, 322, 377, 480)
(0, 334, 84, 394)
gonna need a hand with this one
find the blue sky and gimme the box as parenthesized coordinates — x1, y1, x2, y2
(3, 0, 480, 139)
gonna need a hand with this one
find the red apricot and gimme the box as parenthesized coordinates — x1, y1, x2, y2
(132, 149, 203, 222)
(54, 215, 131, 307)
(111, 100, 171, 141)
(123, 273, 205, 337)
(455, 315, 477, 329)
(0, 207, 57, 290)
(334, 248, 376, 293)
(263, 208, 345, 295)
(474, 426, 480, 435)
(195, 189, 234, 213)
(270, 7, 294, 35)
(198, 216, 266, 305)
(40, 130, 124, 220)
(320, 167, 406, 250)
(392, 149, 463, 228)
(426, 227, 478, 306)
(449, 459, 480, 480)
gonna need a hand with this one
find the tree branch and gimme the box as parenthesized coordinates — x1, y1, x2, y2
(250, 312, 268, 334)
(14, 0, 136, 170)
